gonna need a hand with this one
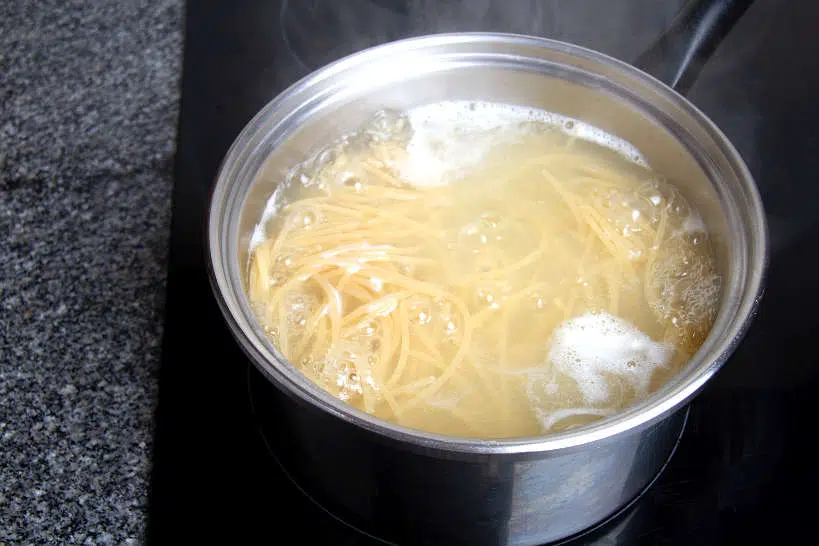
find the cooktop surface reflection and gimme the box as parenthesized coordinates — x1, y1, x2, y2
(149, 1, 819, 544)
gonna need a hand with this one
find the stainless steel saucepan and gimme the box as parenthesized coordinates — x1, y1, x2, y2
(207, 1, 766, 544)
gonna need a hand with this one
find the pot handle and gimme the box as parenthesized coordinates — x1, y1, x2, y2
(633, 0, 755, 94)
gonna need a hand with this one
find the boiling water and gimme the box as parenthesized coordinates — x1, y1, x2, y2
(246, 101, 720, 438)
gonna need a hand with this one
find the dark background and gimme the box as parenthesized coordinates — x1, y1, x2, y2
(149, 1, 819, 544)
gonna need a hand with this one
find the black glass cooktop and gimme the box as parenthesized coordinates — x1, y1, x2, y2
(148, 1, 819, 544)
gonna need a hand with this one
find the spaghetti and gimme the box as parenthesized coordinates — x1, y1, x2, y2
(245, 104, 720, 438)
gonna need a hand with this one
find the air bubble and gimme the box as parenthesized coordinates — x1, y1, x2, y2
(267, 271, 287, 287)
(341, 173, 359, 187)
(264, 326, 279, 342)
(317, 148, 339, 168)
(529, 293, 546, 310)
(407, 297, 433, 326)
(359, 320, 378, 336)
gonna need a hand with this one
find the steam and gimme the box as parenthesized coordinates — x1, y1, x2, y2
(277, 0, 794, 254)
(278, 0, 688, 72)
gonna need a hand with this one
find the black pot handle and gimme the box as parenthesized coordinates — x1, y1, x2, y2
(633, 0, 755, 94)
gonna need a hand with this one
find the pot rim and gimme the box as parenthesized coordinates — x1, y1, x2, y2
(207, 32, 768, 456)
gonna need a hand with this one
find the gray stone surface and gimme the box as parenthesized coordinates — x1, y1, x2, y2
(1, 1, 182, 543)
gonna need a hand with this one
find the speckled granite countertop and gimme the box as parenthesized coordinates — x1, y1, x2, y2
(1, 1, 182, 543)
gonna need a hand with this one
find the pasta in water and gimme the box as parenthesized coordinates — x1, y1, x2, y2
(246, 101, 720, 438)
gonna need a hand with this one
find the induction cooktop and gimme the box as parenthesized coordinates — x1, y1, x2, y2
(148, 1, 819, 544)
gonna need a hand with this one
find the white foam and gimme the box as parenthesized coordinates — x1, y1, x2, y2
(547, 311, 672, 405)
(398, 100, 647, 188)
(249, 223, 267, 251)
(674, 213, 707, 237)
(251, 101, 648, 247)
(249, 189, 283, 252)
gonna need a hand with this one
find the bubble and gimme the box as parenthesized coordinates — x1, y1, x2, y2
(530, 293, 546, 310)
(365, 109, 412, 144)
(267, 270, 287, 287)
(340, 172, 360, 187)
(264, 325, 279, 342)
(646, 235, 720, 339)
(407, 296, 434, 326)
(358, 320, 378, 336)
(678, 214, 707, 236)
(317, 147, 339, 168)
(470, 288, 502, 313)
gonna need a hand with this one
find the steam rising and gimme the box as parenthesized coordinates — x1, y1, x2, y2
(279, 0, 688, 72)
